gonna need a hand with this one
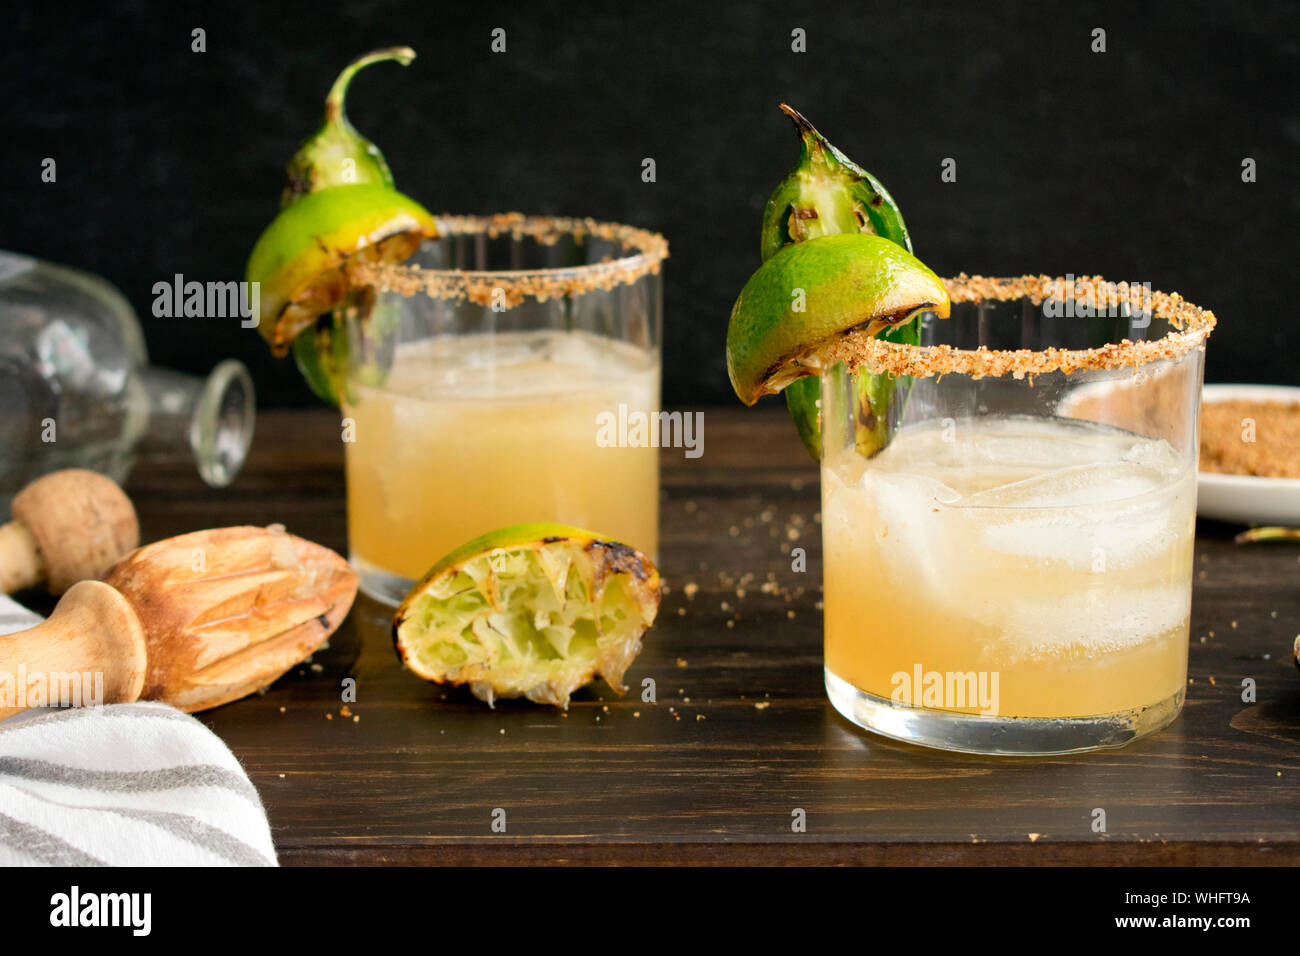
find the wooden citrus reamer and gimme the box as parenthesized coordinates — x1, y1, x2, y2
(0, 505, 357, 721)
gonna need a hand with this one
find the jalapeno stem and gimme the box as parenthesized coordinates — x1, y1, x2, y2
(325, 46, 416, 122)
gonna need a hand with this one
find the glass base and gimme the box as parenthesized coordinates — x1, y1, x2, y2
(353, 554, 415, 608)
(825, 668, 1184, 756)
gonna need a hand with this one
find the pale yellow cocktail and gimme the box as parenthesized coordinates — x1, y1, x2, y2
(822, 415, 1195, 722)
(344, 330, 659, 603)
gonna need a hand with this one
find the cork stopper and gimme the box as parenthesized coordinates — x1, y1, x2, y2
(9, 469, 139, 594)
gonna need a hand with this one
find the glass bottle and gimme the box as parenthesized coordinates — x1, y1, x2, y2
(0, 251, 255, 507)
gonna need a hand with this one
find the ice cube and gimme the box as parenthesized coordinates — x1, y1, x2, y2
(965, 462, 1159, 509)
(979, 508, 1174, 569)
(987, 584, 1192, 663)
(857, 469, 963, 595)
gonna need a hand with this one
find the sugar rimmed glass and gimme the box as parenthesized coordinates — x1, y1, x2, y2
(342, 215, 666, 606)
(819, 275, 1215, 754)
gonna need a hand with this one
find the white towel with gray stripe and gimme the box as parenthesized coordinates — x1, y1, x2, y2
(0, 595, 277, 866)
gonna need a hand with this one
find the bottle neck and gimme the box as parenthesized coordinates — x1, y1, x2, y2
(135, 360, 255, 487)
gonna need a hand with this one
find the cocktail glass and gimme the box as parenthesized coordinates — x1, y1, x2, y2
(819, 275, 1215, 754)
(341, 214, 666, 605)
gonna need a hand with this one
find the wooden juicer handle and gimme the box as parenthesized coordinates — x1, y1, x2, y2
(0, 580, 147, 721)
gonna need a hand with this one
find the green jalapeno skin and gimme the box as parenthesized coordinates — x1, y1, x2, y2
(759, 104, 918, 460)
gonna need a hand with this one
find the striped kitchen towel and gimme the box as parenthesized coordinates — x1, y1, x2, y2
(0, 595, 277, 866)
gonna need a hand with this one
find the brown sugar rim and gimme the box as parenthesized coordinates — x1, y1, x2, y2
(820, 274, 1217, 380)
(348, 212, 669, 309)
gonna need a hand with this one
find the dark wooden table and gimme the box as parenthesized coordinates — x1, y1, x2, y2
(125, 409, 1300, 865)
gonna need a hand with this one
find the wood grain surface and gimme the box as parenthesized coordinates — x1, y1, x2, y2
(122, 409, 1300, 865)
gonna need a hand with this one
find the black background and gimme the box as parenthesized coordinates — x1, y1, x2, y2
(1, 0, 1295, 408)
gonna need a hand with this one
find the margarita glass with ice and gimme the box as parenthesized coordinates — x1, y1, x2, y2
(342, 215, 666, 605)
(820, 275, 1214, 754)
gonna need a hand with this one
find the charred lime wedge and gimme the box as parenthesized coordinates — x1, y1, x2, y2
(726, 233, 948, 406)
(245, 183, 435, 356)
(393, 524, 662, 709)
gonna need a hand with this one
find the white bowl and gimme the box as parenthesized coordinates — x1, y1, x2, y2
(1196, 384, 1300, 526)
(1056, 381, 1300, 526)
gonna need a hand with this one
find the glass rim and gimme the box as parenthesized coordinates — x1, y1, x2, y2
(348, 212, 668, 307)
(823, 273, 1216, 381)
